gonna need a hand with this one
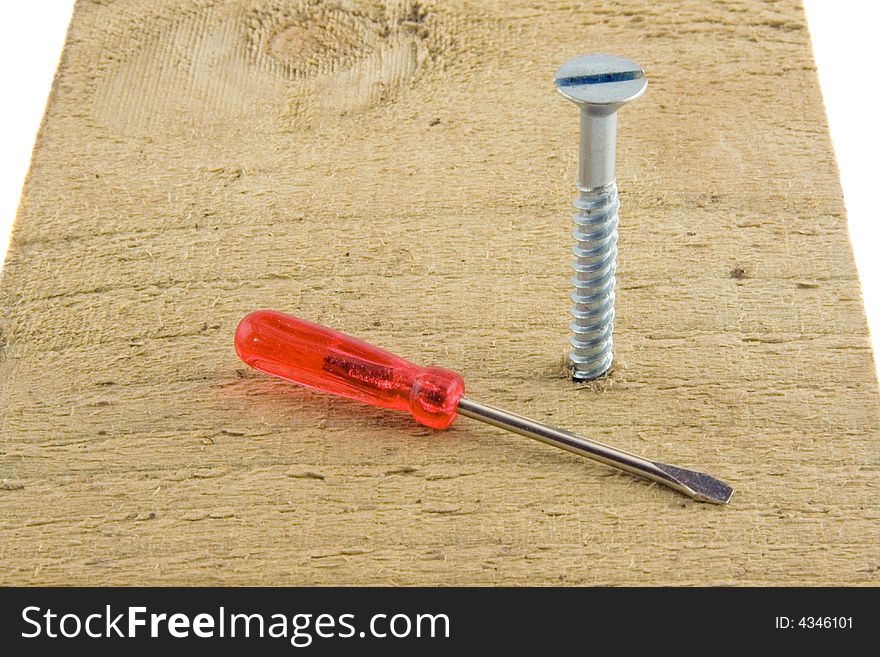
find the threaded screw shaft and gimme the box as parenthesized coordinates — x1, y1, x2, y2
(570, 183, 618, 380)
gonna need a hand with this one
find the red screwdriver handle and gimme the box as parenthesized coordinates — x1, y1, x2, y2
(234, 310, 466, 429)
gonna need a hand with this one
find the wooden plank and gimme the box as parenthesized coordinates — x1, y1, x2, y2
(1, 0, 878, 585)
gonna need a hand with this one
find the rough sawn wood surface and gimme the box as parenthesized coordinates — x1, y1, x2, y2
(1, 0, 878, 585)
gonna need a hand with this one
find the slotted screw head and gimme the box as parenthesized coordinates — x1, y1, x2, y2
(554, 53, 647, 191)
(554, 54, 647, 110)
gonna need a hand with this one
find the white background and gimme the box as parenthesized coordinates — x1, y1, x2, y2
(0, 1, 877, 372)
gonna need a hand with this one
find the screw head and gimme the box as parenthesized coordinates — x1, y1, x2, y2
(555, 54, 647, 109)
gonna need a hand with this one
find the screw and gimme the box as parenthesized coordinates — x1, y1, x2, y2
(555, 54, 647, 381)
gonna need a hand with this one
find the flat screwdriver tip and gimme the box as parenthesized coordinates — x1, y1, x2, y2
(652, 462, 734, 504)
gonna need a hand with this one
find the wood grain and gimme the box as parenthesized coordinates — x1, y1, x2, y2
(1, 0, 878, 585)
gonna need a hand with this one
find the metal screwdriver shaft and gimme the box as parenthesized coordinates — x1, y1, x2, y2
(457, 397, 732, 504)
(236, 310, 734, 504)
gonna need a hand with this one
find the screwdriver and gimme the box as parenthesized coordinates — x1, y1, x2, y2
(234, 310, 733, 504)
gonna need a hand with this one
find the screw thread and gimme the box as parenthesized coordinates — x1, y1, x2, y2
(569, 182, 618, 380)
